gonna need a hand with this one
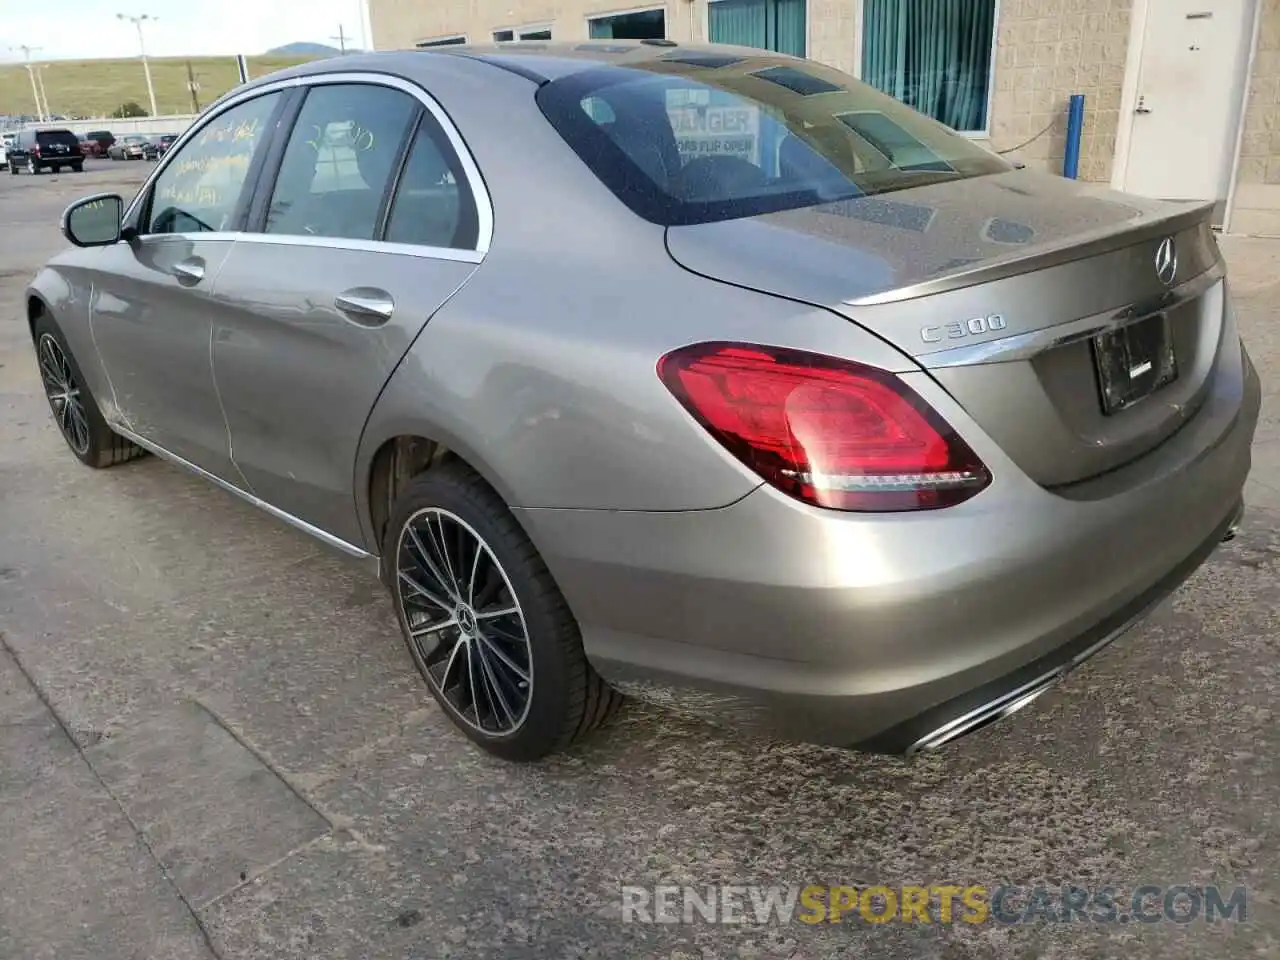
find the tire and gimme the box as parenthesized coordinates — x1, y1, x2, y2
(31, 313, 146, 469)
(8, 163, 17, 176)
(384, 463, 623, 761)
(71, 161, 83, 173)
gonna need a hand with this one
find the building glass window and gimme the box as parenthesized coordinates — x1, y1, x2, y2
(708, 0, 806, 58)
(520, 26, 552, 40)
(589, 8, 666, 40)
(415, 36, 467, 47)
(861, 0, 996, 133)
(493, 29, 515, 41)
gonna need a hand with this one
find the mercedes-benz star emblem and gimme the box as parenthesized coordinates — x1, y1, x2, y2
(1155, 236, 1178, 286)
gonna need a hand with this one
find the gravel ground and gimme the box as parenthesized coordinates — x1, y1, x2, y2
(0, 161, 1277, 960)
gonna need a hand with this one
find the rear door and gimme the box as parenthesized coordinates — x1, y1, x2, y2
(88, 89, 286, 481)
(210, 77, 487, 546)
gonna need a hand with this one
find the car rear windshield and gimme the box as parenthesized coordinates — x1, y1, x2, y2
(535, 54, 1011, 226)
(36, 131, 80, 148)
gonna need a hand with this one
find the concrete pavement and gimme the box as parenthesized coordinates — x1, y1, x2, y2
(1, 162, 1277, 960)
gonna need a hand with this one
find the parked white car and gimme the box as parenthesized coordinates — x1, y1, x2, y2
(0, 133, 17, 169)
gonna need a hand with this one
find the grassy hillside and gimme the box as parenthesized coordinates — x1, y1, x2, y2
(0, 55, 320, 120)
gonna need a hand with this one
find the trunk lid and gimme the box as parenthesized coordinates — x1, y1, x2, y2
(665, 169, 1225, 487)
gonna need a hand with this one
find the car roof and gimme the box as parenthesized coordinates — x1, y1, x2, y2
(430, 40, 796, 81)
(223, 40, 800, 94)
(200, 40, 807, 122)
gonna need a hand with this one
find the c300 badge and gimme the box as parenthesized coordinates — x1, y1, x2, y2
(921, 314, 1007, 344)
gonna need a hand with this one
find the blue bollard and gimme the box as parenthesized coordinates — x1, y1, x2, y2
(1063, 93, 1085, 179)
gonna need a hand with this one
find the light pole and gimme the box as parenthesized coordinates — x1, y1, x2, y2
(12, 45, 47, 119)
(33, 66, 51, 119)
(117, 13, 159, 117)
(357, 0, 370, 50)
(185, 59, 202, 113)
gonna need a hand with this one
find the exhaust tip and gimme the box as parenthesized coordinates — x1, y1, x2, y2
(1222, 504, 1245, 542)
(906, 672, 1063, 756)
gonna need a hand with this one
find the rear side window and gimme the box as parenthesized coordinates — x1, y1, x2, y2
(383, 116, 479, 250)
(264, 83, 418, 241)
(536, 57, 1010, 226)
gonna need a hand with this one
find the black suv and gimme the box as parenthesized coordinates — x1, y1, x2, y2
(7, 128, 85, 175)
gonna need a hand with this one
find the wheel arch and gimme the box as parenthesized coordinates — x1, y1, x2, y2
(27, 291, 51, 338)
(357, 425, 520, 559)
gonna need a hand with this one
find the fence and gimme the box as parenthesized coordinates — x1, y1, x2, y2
(8, 114, 200, 137)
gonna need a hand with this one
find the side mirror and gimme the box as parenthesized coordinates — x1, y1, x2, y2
(62, 194, 124, 248)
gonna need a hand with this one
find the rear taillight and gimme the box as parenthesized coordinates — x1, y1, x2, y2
(657, 342, 990, 512)
(30, 145, 39, 156)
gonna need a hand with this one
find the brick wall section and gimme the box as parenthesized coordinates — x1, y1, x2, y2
(1237, 0, 1280, 187)
(807, 0, 858, 75)
(1231, 0, 1280, 233)
(988, 0, 1131, 181)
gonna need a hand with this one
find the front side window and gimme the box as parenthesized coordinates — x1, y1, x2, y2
(264, 83, 418, 241)
(708, 0, 806, 58)
(147, 91, 281, 235)
(861, 0, 997, 133)
(537, 55, 1010, 227)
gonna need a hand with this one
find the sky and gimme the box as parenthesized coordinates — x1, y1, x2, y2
(0, 0, 372, 61)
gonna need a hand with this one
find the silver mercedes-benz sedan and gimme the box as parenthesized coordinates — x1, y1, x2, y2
(27, 42, 1259, 761)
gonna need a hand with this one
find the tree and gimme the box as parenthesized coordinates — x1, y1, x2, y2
(112, 101, 148, 119)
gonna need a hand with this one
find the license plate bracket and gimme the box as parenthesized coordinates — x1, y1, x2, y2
(1091, 312, 1178, 416)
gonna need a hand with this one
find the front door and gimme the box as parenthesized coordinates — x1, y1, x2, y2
(1122, 0, 1255, 214)
(210, 80, 485, 547)
(90, 90, 285, 481)
(89, 235, 238, 476)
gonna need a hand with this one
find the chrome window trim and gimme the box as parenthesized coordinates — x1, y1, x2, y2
(115, 425, 377, 562)
(126, 230, 483, 263)
(918, 264, 1225, 370)
(123, 70, 494, 257)
(234, 233, 485, 263)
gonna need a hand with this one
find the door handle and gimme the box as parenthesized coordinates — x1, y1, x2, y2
(173, 258, 205, 283)
(334, 288, 395, 325)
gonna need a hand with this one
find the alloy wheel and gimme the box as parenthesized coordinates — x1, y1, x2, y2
(37, 333, 90, 455)
(395, 507, 534, 736)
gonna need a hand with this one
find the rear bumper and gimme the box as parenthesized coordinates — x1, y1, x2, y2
(513, 340, 1261, 751)
(858, 497, 1242, 754)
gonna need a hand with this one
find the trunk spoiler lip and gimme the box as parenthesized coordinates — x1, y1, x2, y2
(842, 199, 1217, 308)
